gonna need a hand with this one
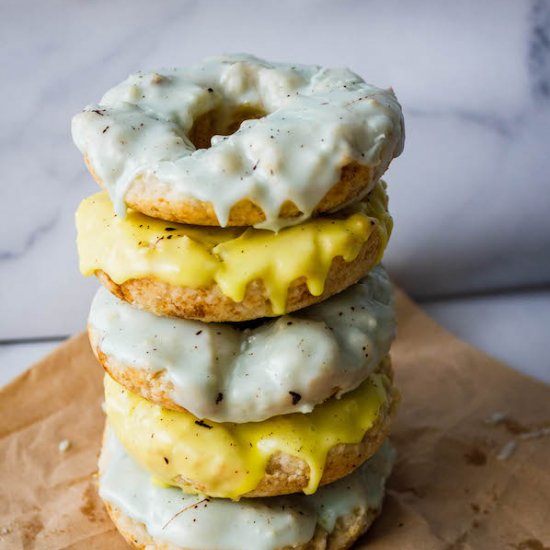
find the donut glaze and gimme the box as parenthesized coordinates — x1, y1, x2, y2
(72, 54, 404, 230)
(104, 358, 395, 499)
(89, 266, 395, 423)
(76, 181, 392, 318)
(99, 427, 395, 550)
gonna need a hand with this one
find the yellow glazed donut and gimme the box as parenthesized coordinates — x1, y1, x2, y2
(98, 427, 396, 550)
(103, 357, 398, 500)
(76, 181, 392, 322)
(72, 54, 404, 230)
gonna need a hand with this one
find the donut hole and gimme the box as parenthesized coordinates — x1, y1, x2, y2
(189, 104, 266, 150)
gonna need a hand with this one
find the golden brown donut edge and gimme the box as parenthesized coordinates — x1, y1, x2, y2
(95, 232, 383, 322)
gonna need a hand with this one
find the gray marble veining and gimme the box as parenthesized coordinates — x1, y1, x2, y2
(1, 0, 549, 340)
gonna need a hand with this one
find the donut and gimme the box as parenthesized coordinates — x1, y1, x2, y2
(76, 180, 392, 322)
(99, 427, 395, 550)
(72, 54, 404, 230)
(103, 357, 398, 499)
(99, 427, 394, 550)
(89, 266, 395, 422)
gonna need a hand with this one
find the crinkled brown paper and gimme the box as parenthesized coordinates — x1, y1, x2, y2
(1, 290, 549, 549)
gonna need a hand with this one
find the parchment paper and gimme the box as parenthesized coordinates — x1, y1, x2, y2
(1, 291, 549, 549)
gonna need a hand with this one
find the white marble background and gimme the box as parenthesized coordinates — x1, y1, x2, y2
(0, 1, 549, 382)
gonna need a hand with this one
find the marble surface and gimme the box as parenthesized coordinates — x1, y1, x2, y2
(2, 291, 549, 387)
(1, 0, 549, 370)
(0, 340, 62, 387)
(422, 290, 550, 384)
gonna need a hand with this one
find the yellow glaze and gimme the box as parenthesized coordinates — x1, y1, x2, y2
(77, 182, 391, 314)
(104, 361, 390, 500)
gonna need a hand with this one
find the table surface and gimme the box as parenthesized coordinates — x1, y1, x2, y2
(2, 288, 549, 388)
(1, 0, 549, 340)
(1, 0, 549, 386)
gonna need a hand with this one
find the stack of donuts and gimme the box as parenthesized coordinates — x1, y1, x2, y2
(73, 55, 404, 550)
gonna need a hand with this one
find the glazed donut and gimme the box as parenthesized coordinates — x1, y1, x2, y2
(76, 180, 392, 322)
(99, 427, 395, 550)
(103, 357, 398, 499)
(89, 266, 395, 422)
(72, 54, 404, 230)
